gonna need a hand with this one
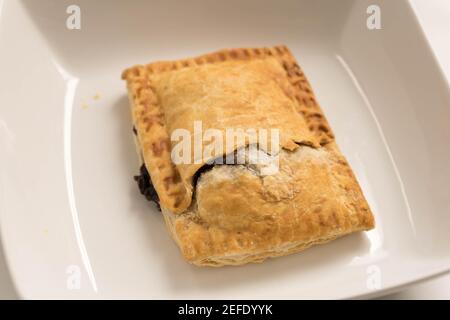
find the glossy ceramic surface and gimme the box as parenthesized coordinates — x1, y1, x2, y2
(0, 0, 449, 299)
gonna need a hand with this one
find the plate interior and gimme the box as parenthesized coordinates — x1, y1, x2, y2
(1, 0, 450, 299)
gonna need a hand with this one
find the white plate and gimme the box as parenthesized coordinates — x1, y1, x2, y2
(1, 0, 450, 299)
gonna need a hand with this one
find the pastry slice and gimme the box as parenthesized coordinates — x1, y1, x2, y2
(122, 46, 375, 266)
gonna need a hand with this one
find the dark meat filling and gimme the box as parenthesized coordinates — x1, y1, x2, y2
(134, 164, 161, 211)
(134, 162, 215, 212)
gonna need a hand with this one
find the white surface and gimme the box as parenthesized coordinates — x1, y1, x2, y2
(382, 0, 450, 300)
(0, 0, 450, 299)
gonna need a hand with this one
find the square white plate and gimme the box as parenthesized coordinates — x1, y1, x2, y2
(1, 0, 450, 299)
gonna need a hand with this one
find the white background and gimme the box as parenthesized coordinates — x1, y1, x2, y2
(0, 0, 449, 299)
(381, 0, 450, 299)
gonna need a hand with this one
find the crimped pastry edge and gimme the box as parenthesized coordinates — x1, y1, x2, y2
(162, 206, 368, 267)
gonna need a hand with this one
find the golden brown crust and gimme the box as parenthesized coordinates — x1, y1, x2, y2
(122, 46, 375, 266)
(163, 146, 374, 266)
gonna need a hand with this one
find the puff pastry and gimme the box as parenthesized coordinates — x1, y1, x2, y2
(122, 46, 375, 267)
